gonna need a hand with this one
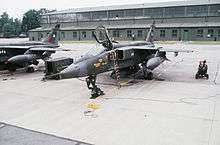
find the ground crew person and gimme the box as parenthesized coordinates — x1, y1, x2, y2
(202, 60, 208, 74)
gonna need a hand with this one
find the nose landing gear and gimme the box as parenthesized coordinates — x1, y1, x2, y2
(86, 74, 104, 99)
(25, 66, 35, 73)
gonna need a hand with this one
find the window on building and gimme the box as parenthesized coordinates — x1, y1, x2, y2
(73, 32, 77, 38)
(61, 32, 65, 39)
(62, 13, 77, 22)
(197, 29, 203, 37)
(127, 30, 132, 38)
(92, 11, 107, 20)
(172, 30, 178, 38)
(144, 8, 164, 18)
(82, 32, 86, 38)
(125, 9, 143, 17)
(113, 30, 120, 37)
(186, 5, 208, 17)
(137, 30, 143, 38)
(41, 16, 49, 24)
(207, 29, 214, 38)
(49, 15, 61, 23)
(38, 33, 43, 39)
(218, 30, 220, 37)
(91, 31, 94, 38)
(77, 12, 91, 21)
(209, 5, 220, 16)
(109, 10, 124, 19)
(160, 30, 165, 38)
(165, 7, 185, 18)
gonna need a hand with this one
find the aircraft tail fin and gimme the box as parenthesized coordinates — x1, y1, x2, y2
(42, 24, 60, 45)
(146, 21, 156, 43)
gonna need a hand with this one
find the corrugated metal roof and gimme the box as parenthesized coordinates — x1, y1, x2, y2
(29, 22, 220, 32)
(44, 0, 220, 15)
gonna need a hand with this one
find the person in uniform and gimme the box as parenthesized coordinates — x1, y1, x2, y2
(198, 61, 203, 73)
(202, 60, 208, 74)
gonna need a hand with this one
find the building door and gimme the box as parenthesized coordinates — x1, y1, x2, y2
(183, 30, 189, 41)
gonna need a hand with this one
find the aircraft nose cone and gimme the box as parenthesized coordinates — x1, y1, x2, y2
(59, 64, 80, 79)
(6, 57, 19, 64)
(146, 57, 161, 70)
(5, 60, 11, 64)
(7, 55, 25, 64)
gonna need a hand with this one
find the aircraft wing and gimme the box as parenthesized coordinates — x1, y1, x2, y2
(29, 47, 71, 52)
(0, 44, 59, 50)
(0, 45, 31, 50)
(116, 45, 193, 53)
(155, 44, 193, 53)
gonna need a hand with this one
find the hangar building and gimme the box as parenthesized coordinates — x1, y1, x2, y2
(29, 0, 220, 41)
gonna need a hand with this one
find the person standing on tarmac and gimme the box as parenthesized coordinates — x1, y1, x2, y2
(198, 61, 203, 72)
(202, 60, 208, 74)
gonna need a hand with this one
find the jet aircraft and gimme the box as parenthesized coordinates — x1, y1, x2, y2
(57, 22, 192, 98)
(0, 24, 63, 72)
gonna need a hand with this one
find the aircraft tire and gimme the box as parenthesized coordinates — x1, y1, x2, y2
(206, 74, 209, 79)
(8, 66, 16, 72)
(26, 67, 35, 73)
(147, 72, 153, 80)
(33, 60, 39, 66)
(195, 73, 199, 79)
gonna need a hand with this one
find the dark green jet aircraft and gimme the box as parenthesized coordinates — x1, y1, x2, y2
(0, 24, 63, 72)
(58, 22, 192, 98)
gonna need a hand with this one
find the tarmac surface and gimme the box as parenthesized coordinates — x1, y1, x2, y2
(0, 122, 91, 145)
(0, 39, 220, 145)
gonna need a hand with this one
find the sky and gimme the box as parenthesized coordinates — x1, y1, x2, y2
(1, 0, 184, 19)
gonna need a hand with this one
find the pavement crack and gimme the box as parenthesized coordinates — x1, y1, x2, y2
(207, 100, 216, 145)
(179, 94, 220, 105)
(213, 60, 220, 85)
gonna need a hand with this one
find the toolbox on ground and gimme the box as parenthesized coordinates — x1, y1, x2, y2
(45, 57, 73, 79)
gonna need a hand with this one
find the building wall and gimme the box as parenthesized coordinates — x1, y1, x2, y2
(29, 3, 220, 41)
(29, 27, 220, 42)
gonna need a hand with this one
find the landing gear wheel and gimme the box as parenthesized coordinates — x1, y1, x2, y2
(8, 66, 16, 72)
(195, 73, 199, 79)
(143, 71, 153, 80)
(26, 67, 35, 73)
(86, 75, 105, 99)
(147, 72, 153, 80)
(33, 60, 39, 66)
(205, 74, 209, 79)
(91, 88, 105, 99)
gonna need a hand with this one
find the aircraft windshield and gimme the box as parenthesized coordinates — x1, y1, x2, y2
(93, 26, 109, 44)
(74, 44, 105, 63)
(86, 44, 105, 56)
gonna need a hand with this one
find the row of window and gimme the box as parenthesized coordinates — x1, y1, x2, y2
(56, 29, 220, 40)
(160, 29, 220, 38)
(59, 30, 143, 39)
(60, 31, 87, 39)
(41, 5, 220, 23)
(196, 29, 216, 38)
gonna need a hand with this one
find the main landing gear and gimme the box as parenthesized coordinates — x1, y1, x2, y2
(86, 74, 104, 99)
(25, 66, 35, 73)
(143, 71, 153, 80)
(26, 60, 39, 73)
(142, 63, 153, 80)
